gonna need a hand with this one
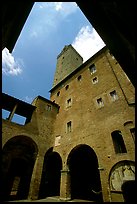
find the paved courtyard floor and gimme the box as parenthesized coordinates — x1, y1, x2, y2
(8, 196, 94, 202)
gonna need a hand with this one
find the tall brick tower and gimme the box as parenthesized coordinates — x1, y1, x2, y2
(52, 44, 83, 88)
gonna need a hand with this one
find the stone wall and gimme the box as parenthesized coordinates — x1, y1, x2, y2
(50, 48, 135, 202)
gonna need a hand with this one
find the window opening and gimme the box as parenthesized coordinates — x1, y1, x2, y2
(110, 90, 118, 101)
(130, 128, 135, 143)
(111, 130, 127, 153)
(77, 75, 82, 81)
(46, 104, 52, 111)
(55, 135, 61, 146)
(67, 98, 72, 107)
(57, 91, 60, 96)
(65, 85, 69, 90)
(12, 114, 27, 125)
(89, 64, 96, 74)
(92, 77, 98, 84)
(67, 121, 72, 133)
(97, 98, 104, 107)
(2, 109, 10, 120)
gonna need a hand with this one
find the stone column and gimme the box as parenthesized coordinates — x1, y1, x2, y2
(28, 153, 44, 200)
(7, 104, 18, 121)
(98, 166, 110, 202)
(60, 168, 71, 201)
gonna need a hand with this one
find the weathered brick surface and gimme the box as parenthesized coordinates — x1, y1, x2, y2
(50, 47, 135, 202)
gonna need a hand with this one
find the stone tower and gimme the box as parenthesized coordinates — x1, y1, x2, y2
(52, 44, 83, 88)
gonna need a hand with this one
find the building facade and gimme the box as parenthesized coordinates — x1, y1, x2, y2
(2, 45, 135, 202)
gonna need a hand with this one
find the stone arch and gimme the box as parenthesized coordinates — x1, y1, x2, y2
(2, 135, 38, 201)
(67, 144, 103, 202)
(124, 120, 134, 127)
(38, 147, 62, 199)
(109, 160, 135, 201)
(124, 120, 135, 143)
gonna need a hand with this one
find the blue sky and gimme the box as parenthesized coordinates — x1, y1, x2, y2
(2, 2, 105, 123)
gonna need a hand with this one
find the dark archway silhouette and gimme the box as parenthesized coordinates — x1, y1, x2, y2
(122, 180, 136, 202)
(67, 144, 103, 202)
(2, 135, 38, 201)
(109, 160, 135, 202)
(38, 147, 62, 199)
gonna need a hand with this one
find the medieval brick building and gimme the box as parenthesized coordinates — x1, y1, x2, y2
(2, 45, 135, 202)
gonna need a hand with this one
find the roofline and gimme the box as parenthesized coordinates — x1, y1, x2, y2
(36, 95, 60, 108)
(57, 44, 83, 61)
(49, 45, 107, 93)
(2, 92, 36, 108)
(2, 92, 36, 118)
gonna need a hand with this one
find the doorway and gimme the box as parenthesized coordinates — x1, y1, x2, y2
(67, 144, 103, 201)
(39, 148, 62, 199)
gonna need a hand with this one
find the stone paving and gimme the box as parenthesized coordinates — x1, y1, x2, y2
(8, 196, 94, 202)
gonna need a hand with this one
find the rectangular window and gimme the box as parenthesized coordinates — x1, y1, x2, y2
(67, 98, 72, 107)
(2, 109, 10, 120)
(12, 114, 27, 125)
(92, 77, 98, 84)
(55, 135, 61, 146)
(97, 98, 104, 107)
(89, 64, 96, 74)
(67, 121, 72, 133)
(110, 90, 118, 101)
(46, 104, 52, 111)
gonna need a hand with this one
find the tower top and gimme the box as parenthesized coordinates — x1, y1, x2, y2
(52, 44, 83, 88)
(57, 44, 83, 60)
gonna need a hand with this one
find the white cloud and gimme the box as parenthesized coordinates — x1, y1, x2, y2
(72, 26, 106, 62)
(54, 2, 63, 11)
(24, 96, 33, 103)
(39, 2, 78, 17)
(30, 31, 38, 38)
(29, 2, 78, 39)
(54, 2, 78, 17)
(2, 48, 23, 76)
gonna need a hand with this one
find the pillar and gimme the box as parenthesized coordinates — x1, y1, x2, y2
(28, 153, 44, 200)
(7, 104, 18, 121)
(98, 166, 110, 202)
(60, 168, 71, 201)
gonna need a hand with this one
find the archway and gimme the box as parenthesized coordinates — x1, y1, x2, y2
(67, 144, 103, 201)
(38, 147, 62, 199)
(122, 180, 136, 202)
(2, 135, 38, 201)
(109, 160, 135, 202)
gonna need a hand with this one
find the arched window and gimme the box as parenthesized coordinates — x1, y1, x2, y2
(111, 130, 127, 153)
